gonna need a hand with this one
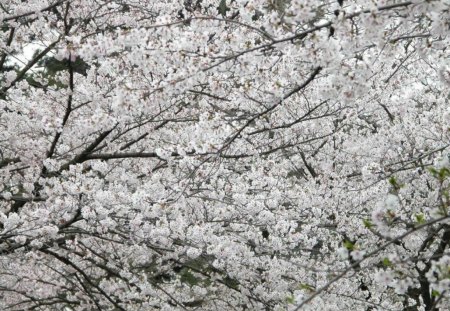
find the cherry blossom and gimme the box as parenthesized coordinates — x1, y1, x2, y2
(0, 0, 449, 310)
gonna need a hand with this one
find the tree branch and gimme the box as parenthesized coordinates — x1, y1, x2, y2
(294, 214, 450, 310)
(1, 0, 69, 22)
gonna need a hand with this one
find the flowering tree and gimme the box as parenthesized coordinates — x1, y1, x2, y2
(0, 0, 449, 310)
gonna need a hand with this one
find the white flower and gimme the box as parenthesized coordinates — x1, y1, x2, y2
(14, 235, 27, 245)
(374, 269, 393, 286)
(393, 278, 412, 295)
(443, 107, 450, 123)
(336, 247, 348, 259)
(91, 161, 108, 174)
(362, 162, 380, 177)
(3, 213, 20, 231)
(30, 239, 43, 249)
(2, 191, 12, 201)
(434, 154, 450, 169)
(41, 225, 59, 238)
(186, 247, 202, 259)
(23, 183, 34, 194)
(2, 71, 17, 87)
(385, 194, 399, 210)
(438, 66, 450, 86)
(294, 290, 305, 304)
(371, 207, 385, 225)
(351, 249, 365, 261)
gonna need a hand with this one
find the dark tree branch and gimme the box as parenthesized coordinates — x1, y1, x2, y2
(119, 133, 149, 150)
(379, 103, 395, 123)
(40, 248, 126, 311)
(248, 100, 329, 135)
(0, 27, 15, 71)
(0, 40, 59, 96)
(294, 215, 450, 311)
(51, 127, 117, 175)
(45, 56, 74, 161)
(300, 151, 318, 178)
(0, 157, 20, 168)
(218, 67, 322, 153)
(1, 0, 69, 22)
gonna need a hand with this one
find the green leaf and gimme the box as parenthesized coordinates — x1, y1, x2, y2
(298, 283, 315, 292)
(39, 56, 90, 76)
(180, 269, 200, 286)
(415, 213, 426, 225)
(382, 257, 392, 267)
(343, 240, 355, 251)
(429, 167, 438, 177)
(388, 176, 396, 185)
(363, 219, 373, 229)
(285, 295, 295, 304)
(438, 168, 450, 181)
(432, 289, 440, 297)
(388, 176, 403, 190)
(222, 276, 239, 290)
(217, 0, 229, 17)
